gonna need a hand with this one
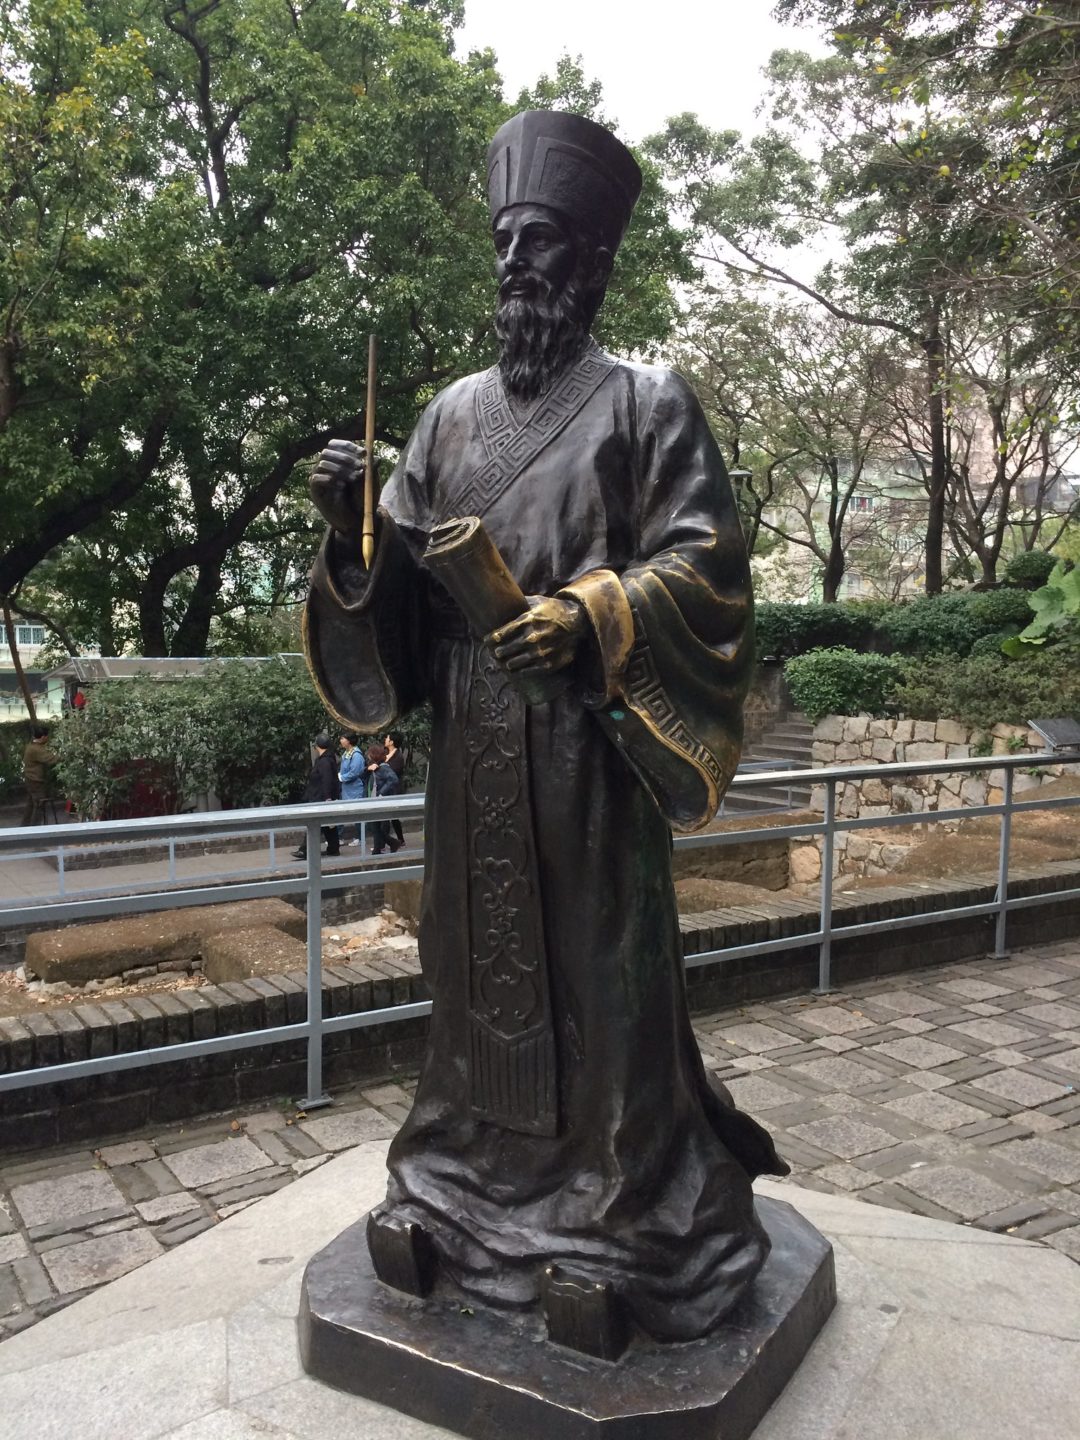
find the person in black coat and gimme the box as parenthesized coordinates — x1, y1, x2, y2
(291, 733, 341, 859)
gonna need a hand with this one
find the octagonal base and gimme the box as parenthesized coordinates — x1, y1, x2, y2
(298, 1196, 835, 1440)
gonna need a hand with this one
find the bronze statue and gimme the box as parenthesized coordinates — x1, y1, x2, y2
(303, 110, 788, 1353)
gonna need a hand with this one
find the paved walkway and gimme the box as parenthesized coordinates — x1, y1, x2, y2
(2, 1146, 1079, 1440)
(1, 938, 1078, 1342)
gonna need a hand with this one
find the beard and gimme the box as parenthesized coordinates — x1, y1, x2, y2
(494, 273, 592, 404)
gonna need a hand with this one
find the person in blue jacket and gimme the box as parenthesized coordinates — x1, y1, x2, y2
(337, 731, 366, 847)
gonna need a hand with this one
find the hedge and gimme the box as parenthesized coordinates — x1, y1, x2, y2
(757, 591, 1033, 661)
(896, 642, 1080, 730)
(782, 639, 1080, 730)
(1003, 550, 1058, 590)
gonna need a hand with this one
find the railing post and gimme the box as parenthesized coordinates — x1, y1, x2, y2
(57, 845, 65, 897)
(302, 820, 332, 1110)
(268, 828, 275, 870)
(168, 836, 176, 885)
(993, 766, 1014, 960)
(815, 777, 837, 995)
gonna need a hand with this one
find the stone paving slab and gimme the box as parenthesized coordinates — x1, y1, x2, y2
(0, 938, 1077, 1344)
(1, 1144, 1078, 1440)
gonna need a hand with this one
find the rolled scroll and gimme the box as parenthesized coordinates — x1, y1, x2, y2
(423, 516, 564, 704)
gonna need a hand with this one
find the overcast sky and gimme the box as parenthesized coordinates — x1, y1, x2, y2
(456, 0, 830, 144)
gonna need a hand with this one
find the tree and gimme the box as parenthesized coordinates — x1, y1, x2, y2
(1, 11, 690, 656)
(646, 11, 1065, 594)
(775, 0, 1080, 365)
(676, 294, 896, 599)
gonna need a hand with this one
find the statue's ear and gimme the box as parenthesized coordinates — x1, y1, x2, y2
(590, 246, 614, 289)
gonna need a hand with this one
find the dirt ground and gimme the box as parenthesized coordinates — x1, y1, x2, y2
(3, 780, 1077, 1021)
(861, 774, 1080, 885)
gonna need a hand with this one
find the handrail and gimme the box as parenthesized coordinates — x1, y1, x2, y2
(1, 749, 1078, 1108)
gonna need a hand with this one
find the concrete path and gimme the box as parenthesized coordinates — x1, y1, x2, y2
(1, 939, 1077, 1346)
(0, 1140, 1077, 1440)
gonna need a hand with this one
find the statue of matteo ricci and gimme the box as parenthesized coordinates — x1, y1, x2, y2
(302, 110, 790, 1355)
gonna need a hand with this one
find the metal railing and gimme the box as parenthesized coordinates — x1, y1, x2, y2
(1, 750, 1078, 1109)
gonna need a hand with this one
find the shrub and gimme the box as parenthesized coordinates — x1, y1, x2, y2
(0, 719, 33, 802)
(755, 602, 884, 660)
(55, 659, 334, 817)
(1003, 550, 1058, 590)
(873, 594, 974, 656)
(200, 658, 329, 808)
(896, 641, 1080, 729)
(969, 630, 1019, 658)
(965, 589, 1034, 631)
(784, 647, 901, 723)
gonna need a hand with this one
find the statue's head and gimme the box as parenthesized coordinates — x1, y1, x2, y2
(486, 111, 642, 402)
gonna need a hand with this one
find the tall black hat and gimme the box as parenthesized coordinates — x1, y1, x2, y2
(487, 110, 643, 254)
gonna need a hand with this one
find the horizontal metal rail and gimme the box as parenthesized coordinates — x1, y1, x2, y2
(1, 749, 1077, 1101)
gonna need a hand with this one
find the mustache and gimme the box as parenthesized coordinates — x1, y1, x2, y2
(498, 271, 556, 302)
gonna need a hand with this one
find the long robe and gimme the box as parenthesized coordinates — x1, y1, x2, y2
(304, 342, 788, 1342)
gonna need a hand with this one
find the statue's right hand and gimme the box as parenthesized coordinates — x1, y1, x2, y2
(309, 439, 373, 538)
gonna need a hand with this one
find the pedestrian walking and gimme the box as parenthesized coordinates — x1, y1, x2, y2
(384, 730, 407, 850)
(291, 732, 341, 859)
(338, 731, 366, 847)
(366, 742, 402, 855)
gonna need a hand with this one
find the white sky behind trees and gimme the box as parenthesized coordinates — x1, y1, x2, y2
(456, 0, 830, 144)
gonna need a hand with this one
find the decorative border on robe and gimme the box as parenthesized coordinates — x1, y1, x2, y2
(448, 343, 618, 521)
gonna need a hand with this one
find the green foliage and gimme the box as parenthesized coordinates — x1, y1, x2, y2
(1001, 561, 1080, 655)
(0, 720, 34, 801)
(1, 12, 690, 655)
(1003, 550, 1058, 590)
(897, 643, 1080, 730)
(757, 592, 1031, 660)
(784, 647, 901, 722)
(198, 660, 330, 809)
(55, 680, 216, 819)
(755, 601, 886, 659)
(875, 592, 1032, 657)
(54, 660, 331, 817)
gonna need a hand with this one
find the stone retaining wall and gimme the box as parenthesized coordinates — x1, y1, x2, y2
(2, 859, 1078, 1154)
(791, 716, 1072, 883)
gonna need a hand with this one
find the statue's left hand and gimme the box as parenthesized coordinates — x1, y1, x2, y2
(488, 596, 587, 678)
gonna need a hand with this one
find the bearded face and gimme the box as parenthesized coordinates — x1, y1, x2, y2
(491, 205, 604, 405)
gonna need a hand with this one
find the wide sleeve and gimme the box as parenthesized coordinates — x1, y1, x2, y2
(303, 414, 437, 734)
(560, 371, 753, 833)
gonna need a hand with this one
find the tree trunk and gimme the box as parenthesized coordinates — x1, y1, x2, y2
(821, 544, 845, 603)
(2, 602, 37, 724)
(138, 568, 171, 656)
(169, 560, 223, 656)
(923, 315, 947, 595)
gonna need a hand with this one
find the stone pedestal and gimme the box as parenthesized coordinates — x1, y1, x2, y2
(298, 1196, 836, 1440)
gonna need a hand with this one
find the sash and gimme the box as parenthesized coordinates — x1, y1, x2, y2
(442, 342, 618, 521)
(464, 643, 557, 1136)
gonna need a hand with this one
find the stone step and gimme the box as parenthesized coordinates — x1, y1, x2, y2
(745, 743, 814, 765)
(718, 791, 801, 815)
(732, 785, 813, 806)
(770, 723, 814, 741)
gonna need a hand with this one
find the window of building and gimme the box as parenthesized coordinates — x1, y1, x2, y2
(852, 495, 875, 513)
(6, 625, 45, 648)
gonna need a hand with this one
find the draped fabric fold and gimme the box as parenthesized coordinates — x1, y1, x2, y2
(303, 347, 788, 1342)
